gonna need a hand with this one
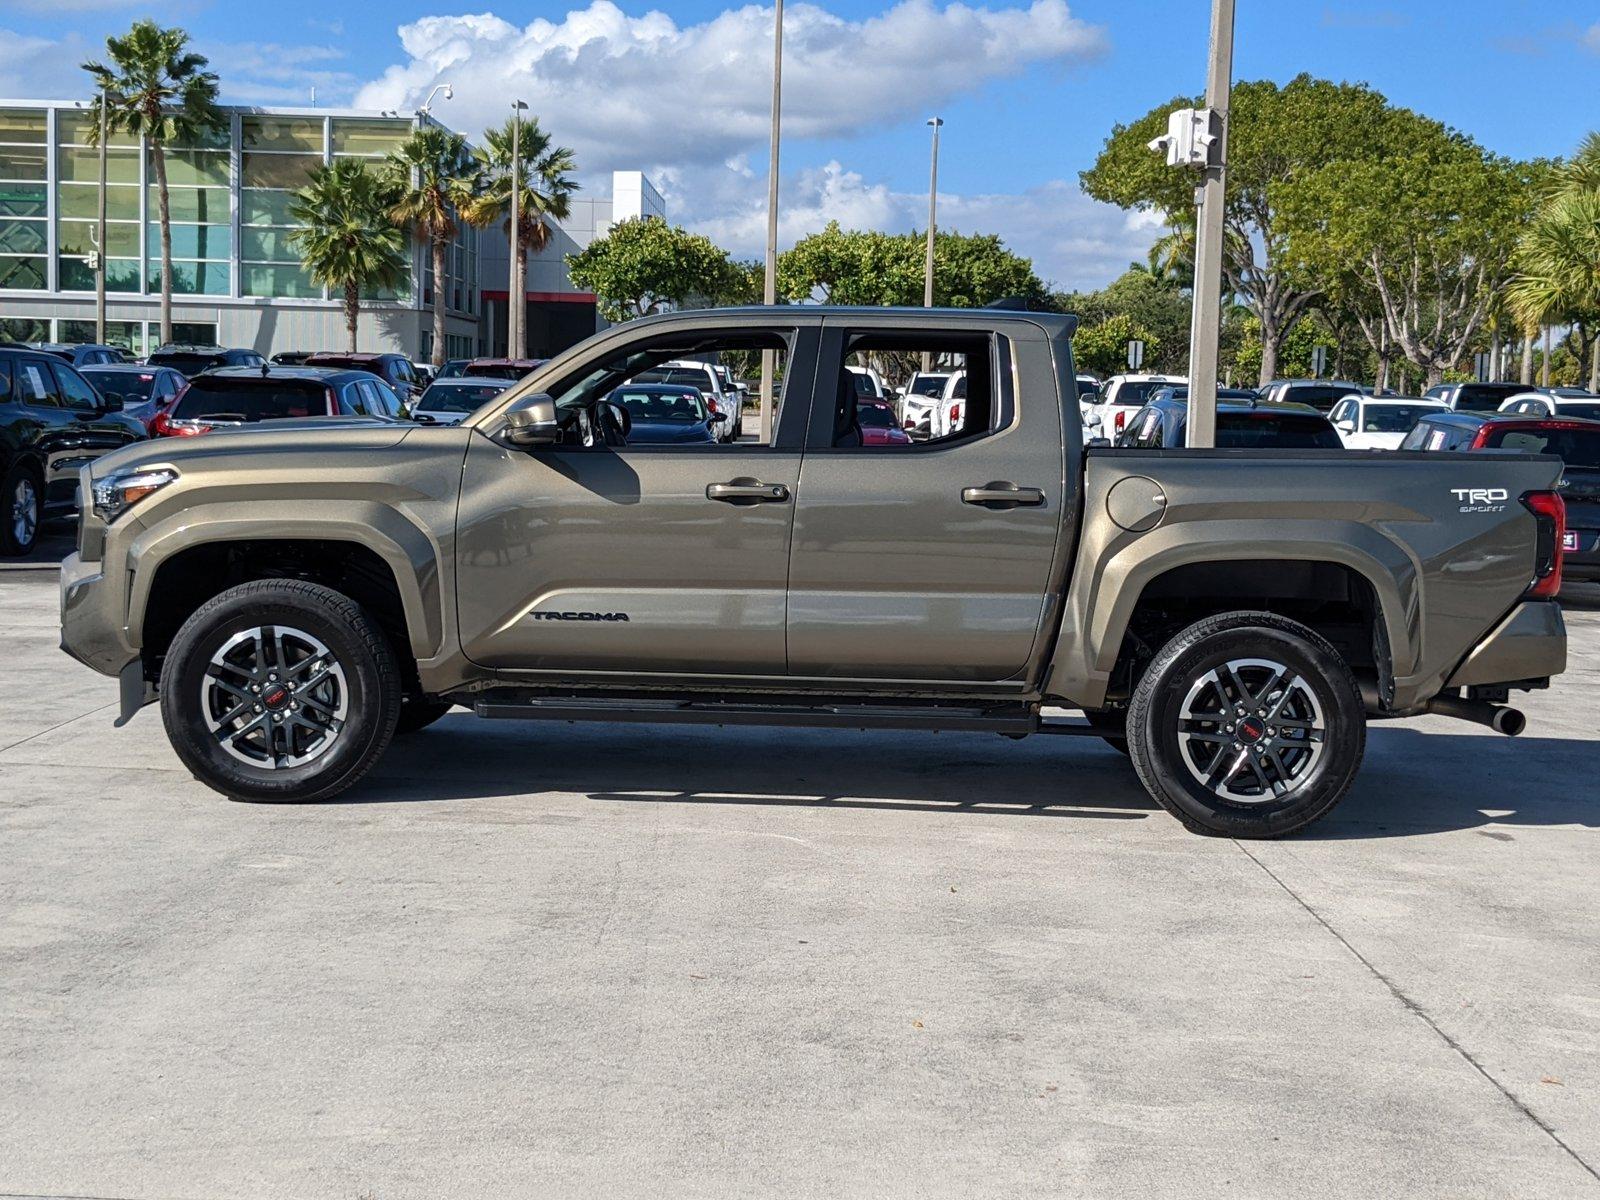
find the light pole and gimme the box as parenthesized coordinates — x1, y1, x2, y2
(758, 0, 783, 444)
(418, 83, 453, 117)
(1183, 0, 1235, 449)
(95, 89, 107, 346)
(510, 99, 528, 360)
(921, 116, 943, 371)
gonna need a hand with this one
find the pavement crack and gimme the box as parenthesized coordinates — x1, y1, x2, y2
(1234, 840, 1600, 1186)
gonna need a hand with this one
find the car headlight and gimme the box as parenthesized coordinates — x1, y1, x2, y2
(91, 467, 177, 524)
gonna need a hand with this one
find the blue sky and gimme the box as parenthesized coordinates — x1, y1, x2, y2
(2, 0, 1597, 288)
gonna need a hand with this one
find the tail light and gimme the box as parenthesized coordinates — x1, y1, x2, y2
(705, 395, 721, 414)
(1115, 410, 1129, 432)
(1521, 490, 1566, 598)
(949, 402, 963, 427)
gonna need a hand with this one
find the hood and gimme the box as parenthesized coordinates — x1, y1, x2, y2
(89, 418, 419, 480)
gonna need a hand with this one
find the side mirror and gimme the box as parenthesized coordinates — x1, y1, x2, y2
(709, 411, 730, 426)
(503, 392, 560, 446)
(1336, 419, 1356, 433)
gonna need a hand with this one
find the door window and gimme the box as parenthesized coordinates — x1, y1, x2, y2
(16, 359, 59, 407)
(53, 363, 101, 412)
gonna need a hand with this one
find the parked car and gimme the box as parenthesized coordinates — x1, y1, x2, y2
(412, 378, 511, 426)
(1422, 381, 1538, 413)
(462, 357, 547, 383)
(1402, 411, 1599, 585)
(1094, 373, 1185, 441)
(1, 346, 146, 555)
(269, 351, 315, 366)
(1256, 379, 1364, 412)
(604, 383, 726, 444)
(146, 344, 266, 375)
(79, 365, 188, 435)
(856, 399, 912, 446)
(899, 370, 952, 436)
(60, 305, 1569, 838)
(1327, 395, 1448, 450)
(303, 352, 424, 401)
(30, 343, 127, 367)
(1117, 396, 1344, 449)
(631, 359, 744, 443)
(1497, 392, 1600, 421)
(151, 367, 408, 437)
(434, 359, 471, 380)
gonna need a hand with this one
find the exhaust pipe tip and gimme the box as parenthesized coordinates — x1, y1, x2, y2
(1492, 706, 1526, 737)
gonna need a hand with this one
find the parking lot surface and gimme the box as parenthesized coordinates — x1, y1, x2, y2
(3, 566, 1598, 1199)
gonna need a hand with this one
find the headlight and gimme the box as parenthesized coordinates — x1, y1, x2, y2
(91, 467, 177, 524)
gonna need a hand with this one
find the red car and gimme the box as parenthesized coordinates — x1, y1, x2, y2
(857, 399, 911, 445)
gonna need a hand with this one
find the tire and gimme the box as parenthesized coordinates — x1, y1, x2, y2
(1, 464, 42, 557)
(159, 580, 402, 802)
(1082, 708, 1130, 755)
(1126, 611, 1365, 839)
(395, 698, 453, 735)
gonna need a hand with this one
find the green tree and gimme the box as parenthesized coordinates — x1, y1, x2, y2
(463, 115, 578, 355)
(288, 159, 408, 353)
(1083, 76, 1404, 385)
(1073, 313, 1160, 377)
(83, 20, 225, 348)
(566, 217, 741, 322)
(387, 126, 478, 367)
(777, 221, 1049, 307)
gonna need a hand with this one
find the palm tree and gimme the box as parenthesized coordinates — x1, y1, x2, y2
(288, 159, 408, 353)
(83, 20, 224, 349)
(463, 115, 578, 357)
(387, 126, 478, 368)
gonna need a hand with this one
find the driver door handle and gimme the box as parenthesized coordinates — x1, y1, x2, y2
(962, 482, 1045, 508)
(707, 479, 790, 504)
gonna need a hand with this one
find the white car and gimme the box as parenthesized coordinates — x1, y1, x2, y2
(1496, 392, 1600, 421)
(411, 377, 510, 426)
(635, 359, 745, 442)
(900, 371, 952, 439)
(931, 371, 968, 440)
(1327, 395, 1447, 450)
(846, 364, 890, 405)
(1095, 373, 1184, 442)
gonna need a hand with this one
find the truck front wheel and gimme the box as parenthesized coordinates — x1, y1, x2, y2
(160, 580, 402, 802)
(1126, 611, 1366, 838)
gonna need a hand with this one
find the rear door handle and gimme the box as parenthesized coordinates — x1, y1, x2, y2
(961, 482, 1045, 508)
(707, 479, 790, 504)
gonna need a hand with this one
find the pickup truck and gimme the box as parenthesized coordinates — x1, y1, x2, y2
(59, 306, 1570, 838)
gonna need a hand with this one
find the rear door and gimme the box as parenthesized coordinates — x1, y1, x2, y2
(784, 317, 1071, 684)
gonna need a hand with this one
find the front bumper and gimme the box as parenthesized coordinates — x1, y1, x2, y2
(1444, 600, 1567, 689)
(59, 550, 138, 679)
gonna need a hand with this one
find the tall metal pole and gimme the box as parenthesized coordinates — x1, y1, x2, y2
(95, 90, 108, 346)
(510, 100, 525, 360)
(758, 0, 783, 444)
(921, 117, 943, 373)
(1183, 0, 1235, 449)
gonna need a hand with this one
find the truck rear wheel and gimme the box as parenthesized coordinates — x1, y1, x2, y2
(1126, 611, 1365, 838)
(160, 580, 401, 802)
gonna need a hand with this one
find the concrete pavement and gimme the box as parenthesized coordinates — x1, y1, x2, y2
(2, 569, 1598, 1199)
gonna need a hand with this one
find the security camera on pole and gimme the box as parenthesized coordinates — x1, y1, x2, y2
(1146, 0, 1234, 448)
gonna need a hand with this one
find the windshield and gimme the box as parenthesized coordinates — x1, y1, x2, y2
(850, 373, 877, 398)
(635, 366, 714, 390)
(1481, 426, 1600, 467)
(418, 382, 503, 413)
(857, 404, 896, 428)
(1214, 414, 1343, 449)
(1454, 384, 1524, 412)
(1282, 384, 1353, 412)
(1111, 381, 1169, 407)
(909, 375, 947, 396)
(150, 353, 218, 374)
(172, 378, 330, 422)
(1363, 405, 1436, 432)
(83, 370, 156, 401)
(464, 364, 532, 381)
(610, 388, 708, 422)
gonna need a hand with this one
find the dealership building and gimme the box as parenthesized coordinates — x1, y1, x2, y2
(0, 99, 663, 361)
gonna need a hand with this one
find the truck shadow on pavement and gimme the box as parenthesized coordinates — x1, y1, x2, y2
(355, 720, 1595, 835)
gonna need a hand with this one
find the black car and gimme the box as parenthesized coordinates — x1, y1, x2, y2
(79, 364, 187, 434)
(1256, 379, 1364, 412)
(604, 383, 724, 444)
(154, 366, 409, 436)
(302, 352, 424, 400)
(146, 343, 266, 376)
(1402, 411, 1600, 584)
(1421, 381, 1538, 413)
(1117, 395, 1344, 449)
(1, 346, 147, 555)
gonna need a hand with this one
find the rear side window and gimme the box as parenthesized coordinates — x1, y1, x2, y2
(1482, 426, 1600, 467)
(1215, 415, 1342, 449)
(173, 378, 328, 422)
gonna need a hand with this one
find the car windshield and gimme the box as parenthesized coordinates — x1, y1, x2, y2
(1282, 385, 1352, 411)
(418, 382, 504, 413)
(635, 366, 714, 390)
(857, 404, 896, 428)
(1454, 384, 1524, 412)
(611, 389, 708, 422)
(150, 353, 218, 374)
(1113, 381, 1170, 406)
(1363, 405, 1436, 432)
(1555, 403, 1600, 421)
(83, 370, 156, 401)
(172, 378, 329, 422)
(464, 364, 531, 380)
(850, 373, 877, 398)
(1481, 426, 1600, 467)
(909, 375, 947, 396)
(1213, 414, 1343, 449)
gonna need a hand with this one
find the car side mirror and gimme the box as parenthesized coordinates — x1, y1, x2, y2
(503, 392, 560, 446)
(1336, 419, 1355, 432)
(709, 411, 730, 426)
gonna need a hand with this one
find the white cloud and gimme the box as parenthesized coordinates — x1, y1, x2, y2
(1583, 23, 1600, 54)
(206, 41, 356, 106)
(0, 28, 91, 98)
(355, 0, 1105, 172)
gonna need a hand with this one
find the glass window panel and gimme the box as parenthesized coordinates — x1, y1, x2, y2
(55, 111, 139, 148)
(0, 147, 47, 181)
(241, 226, 303, 263)
(1, 316, 50, 341)
(58, 256, 141, 292)
(242, 117, 323, 153)
(166, 124, 229, 151)
(156, 149, 230, 187)
(0, 218, 45, 255)
(242, 152, 320, 190)
(241, 189, 299, 226)
(155, 185, 229, 223)
(0, 183, 47, 218)
(58, 183, 140, 221)
(146, 223, 229, 260)
(170, 322, 218, 345)
(331, 119, 407, 156)
(57, 146, 141, 184)
(0, 110, 47, 144)
(242, 263, 321, 298)
(151, 260, 230, 295)
(0, 256, 46, 289)
(58, 318, 143, 353)
(57, 219, 140, 257)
